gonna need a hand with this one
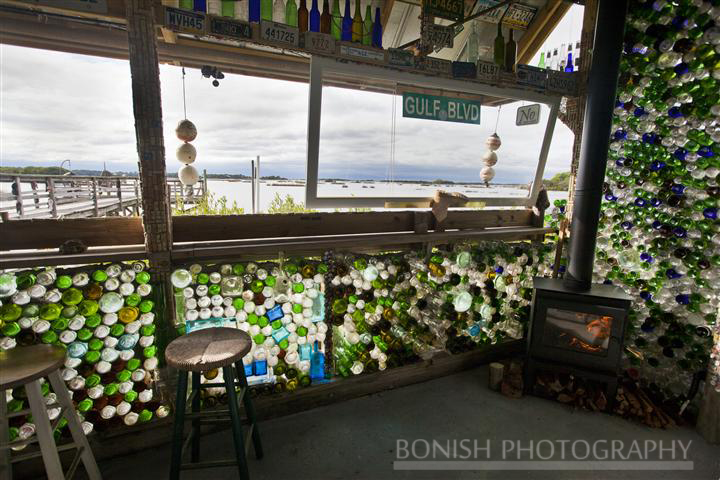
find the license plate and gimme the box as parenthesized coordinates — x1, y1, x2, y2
(388, 48, 415, 68)
(338, 44, 387, 64)
(516, 64, 547, 90)
(303, 31, 336, 55)
(209, 16, 253, 40)
(546, 71, 578, 95)
(476, 60, 500, 83)
(260, 20, 299, 48)
(164, 7, 206, 35)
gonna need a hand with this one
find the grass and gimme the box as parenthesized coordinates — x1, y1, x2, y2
(173, 192, 245, 215)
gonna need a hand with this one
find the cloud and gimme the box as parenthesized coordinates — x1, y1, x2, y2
(1, 43, 574, 185)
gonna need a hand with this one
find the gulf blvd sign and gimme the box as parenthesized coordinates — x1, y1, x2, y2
(402, 92, 481, 125)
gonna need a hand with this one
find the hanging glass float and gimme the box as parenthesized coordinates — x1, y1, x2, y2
(176, 119, 199, 186)
(481, 133, 501, 187)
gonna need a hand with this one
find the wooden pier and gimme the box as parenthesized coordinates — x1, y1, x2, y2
(0, 173, 206, 220)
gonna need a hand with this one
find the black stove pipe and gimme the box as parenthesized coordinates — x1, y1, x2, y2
(563, 0, 629, 292)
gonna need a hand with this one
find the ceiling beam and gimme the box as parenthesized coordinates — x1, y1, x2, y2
(381, 0, 395, 29)
(517, 0, 571, 65)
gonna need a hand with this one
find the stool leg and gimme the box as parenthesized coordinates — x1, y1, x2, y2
(0, 389, 12, 480)
(234, 362, 263, 460)
(223, 366, 249, 480)
(190, 373, 201, 464)
(169, 371, 188, 480)
(47, 371, 102, 480)
(25, 380, 63, 480)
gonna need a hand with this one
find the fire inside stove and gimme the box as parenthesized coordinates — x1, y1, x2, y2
(542, 308, 613, 355)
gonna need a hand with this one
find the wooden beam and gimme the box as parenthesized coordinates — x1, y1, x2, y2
(0, 209, 535, 252)
(172, 226, 553, 262)
(381, 0, 395, 29)
(517, 0, 572, 65)
(172, 209, 533, 243)
(0, 0, 127, 23)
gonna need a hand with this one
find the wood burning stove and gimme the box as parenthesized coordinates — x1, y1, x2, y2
(524, 277, 632, 409)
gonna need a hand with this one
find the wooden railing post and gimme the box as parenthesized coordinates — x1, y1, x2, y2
(134, 179, 141, 215)
(47, 177, 57, 218)
(92, 178, 100, 217)
(203, 169, 208, 198)
(13, 176, 24, 218)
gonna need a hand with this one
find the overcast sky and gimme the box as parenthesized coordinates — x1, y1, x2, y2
(0, 5, 581, 183)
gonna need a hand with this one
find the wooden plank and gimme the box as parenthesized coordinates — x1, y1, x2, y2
(0, 246, 147, 270)
(173, 209, 532, 243)
(172, 226, 553, 262)
(0, 217, 144, 251)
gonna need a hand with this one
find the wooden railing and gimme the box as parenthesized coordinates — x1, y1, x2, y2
(0, 173, 206, 219)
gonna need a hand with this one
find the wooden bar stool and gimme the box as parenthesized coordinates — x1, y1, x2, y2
(0, 344, 102, 480)
(165, 327, 263, 480)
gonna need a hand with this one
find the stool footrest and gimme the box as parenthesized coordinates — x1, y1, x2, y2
(181, 459, 238, 470)
(6, 402, 62, 419)
(8, 442, 79, 464)
(64, 445, 85, 480)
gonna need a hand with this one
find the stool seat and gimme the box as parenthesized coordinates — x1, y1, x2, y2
(0, 344, 65, 390)
(166, 327, 252, 372)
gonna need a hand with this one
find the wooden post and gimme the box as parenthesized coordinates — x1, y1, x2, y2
(125, 0, 175, 331)
(13, 176, 23, 218)
(134, 179, 141, 215)
(92, 178, 99, 217)
(48, 177, 57, 218)
(203, 169, 208, 199)
(115, 178, 125, 215)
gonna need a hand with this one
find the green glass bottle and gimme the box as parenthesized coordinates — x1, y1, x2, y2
(493, 21, 505, 69)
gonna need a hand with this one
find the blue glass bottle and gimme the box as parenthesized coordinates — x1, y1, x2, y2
(371, 6, 382, 48)
(310, 342, 325, 381)
(341, 0, 352, 41)
(565, 51, 574, 72)
(310, 0, 320, 32)
(249, 0, 261, 22)
(193, 0, 207, 12)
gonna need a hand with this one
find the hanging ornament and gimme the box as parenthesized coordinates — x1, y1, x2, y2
(481, 107, 502, 187)
(481, 133, 501, 187)
(177, 68, 199, 186)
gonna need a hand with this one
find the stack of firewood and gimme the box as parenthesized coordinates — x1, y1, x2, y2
(615, 379, 677, 429)
(534, 372, 608, 411)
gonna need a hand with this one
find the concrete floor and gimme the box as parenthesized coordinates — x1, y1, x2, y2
(93, 368, 718, 480)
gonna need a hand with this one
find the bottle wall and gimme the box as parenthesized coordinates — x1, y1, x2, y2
(0, 240, 556, 434)
(0, 263, 165, 444)
(563, 0, 719, 396)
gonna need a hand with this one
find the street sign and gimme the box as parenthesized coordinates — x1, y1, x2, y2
(402, 93, 481, 125)
(421, 0, 464, 22)
(164, 7, 206, 35)
(516, 104, 541, 126)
